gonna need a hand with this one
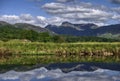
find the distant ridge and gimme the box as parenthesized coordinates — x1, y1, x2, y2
(0, 21, 52, 33)
(45, 22, 120, 37)
(0, 21, 120, 40)
(14, 23, 50, 33)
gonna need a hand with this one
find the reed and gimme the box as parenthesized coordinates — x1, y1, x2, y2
(0, 41, 120, 64)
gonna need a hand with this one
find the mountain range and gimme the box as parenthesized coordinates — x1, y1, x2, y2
(0, 21, 120, 39)
(0, 21, 51, 33)
(46, 21, 120, 36)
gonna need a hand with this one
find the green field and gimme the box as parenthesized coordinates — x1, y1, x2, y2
(0, 40, 120, 65)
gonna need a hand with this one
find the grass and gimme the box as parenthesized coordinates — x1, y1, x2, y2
(0, 40, 120, 65)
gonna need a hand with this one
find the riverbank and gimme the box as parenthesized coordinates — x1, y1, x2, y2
(0, 42, 120, 65)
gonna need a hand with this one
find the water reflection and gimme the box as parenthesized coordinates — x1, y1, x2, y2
(0, 67, 120, 81)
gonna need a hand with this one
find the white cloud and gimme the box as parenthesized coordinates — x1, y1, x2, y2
(36, 16, 48, 26)
(42, 2, 116, 26)
(47, 17, 66, 25)
(112, 7, 120, 14)
(0, 14, 65, 27)
(43, 3, 65, 10)
(0, 14, 47, 27)
(20, 14, 33, 21)
(37, 16, 46, 21)
(0, 15, 20, 24)
(112, 14, 120, 20)
(1, 1, 120, 27)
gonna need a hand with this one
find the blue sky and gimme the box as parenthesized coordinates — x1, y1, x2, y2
(0, 0, 119, 16)
(0, 0, 46, 16)
(0, 0, 120, 27)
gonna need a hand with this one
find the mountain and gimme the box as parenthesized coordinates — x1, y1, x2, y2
(0, 21, 51, 33)
(0, 21, 119, 42)
(0, 21, 55, 41)
(61, 21, 98, 30)
(93, 24, 120, 35)
(0, 21, 120, 38)
(14, 23, 50, 33)
(0, 21, 11, 26)
(45, 22, 120, 37)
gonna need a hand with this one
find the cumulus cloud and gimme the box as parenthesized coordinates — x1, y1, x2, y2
(20, 14, 33, 21)
(0, 14, 37, 26)
(112, 7, 120, 14)
(111, 7, 120, 21)
(47, 17, 66, 25)
(0, 15, 20, 24)
(43, 3, 65, 10)
(1, 1, 120, 27)
(0, 14, 47, 27)
(112, 14, 120, 20)
(36, 16, 48, 26)
(42, 2, 117, 26)
(0, 14, 66, 27)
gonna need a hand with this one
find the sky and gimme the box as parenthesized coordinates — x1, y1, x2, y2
(0, 0, 120, 27)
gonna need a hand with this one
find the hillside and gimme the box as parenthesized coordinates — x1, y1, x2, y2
(0, 21, 119, 42)
(14, 23, 50, 33)
(46, 22, 120, 37)
(0, 21, 11, 26)
(0, 21, 54, 41)
(0, 21, 53, 33)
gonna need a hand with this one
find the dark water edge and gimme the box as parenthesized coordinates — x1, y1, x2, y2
(0, 62, 120, 73)
(45, 62, 120, 72)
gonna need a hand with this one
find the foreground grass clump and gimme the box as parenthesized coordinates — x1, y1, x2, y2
(0, 41, 120, 64)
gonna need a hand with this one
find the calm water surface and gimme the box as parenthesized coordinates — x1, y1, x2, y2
(0, 67, 120, 81)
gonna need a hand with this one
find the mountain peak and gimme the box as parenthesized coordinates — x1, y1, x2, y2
(61, 21, 73, 27)
(14, 23, 51, 33)
(60, 21, 83, 31)
(46, 22, 120, 37)
(62, 21, 72, 25)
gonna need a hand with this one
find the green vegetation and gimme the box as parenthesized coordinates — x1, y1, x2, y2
(99, 33, 120, 40)
(0, 25, 119, 42)
(0, 41, 120, 64)
(0, 25, 120, 65)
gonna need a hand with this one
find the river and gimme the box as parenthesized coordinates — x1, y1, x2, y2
(0, 63, 120, 81)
